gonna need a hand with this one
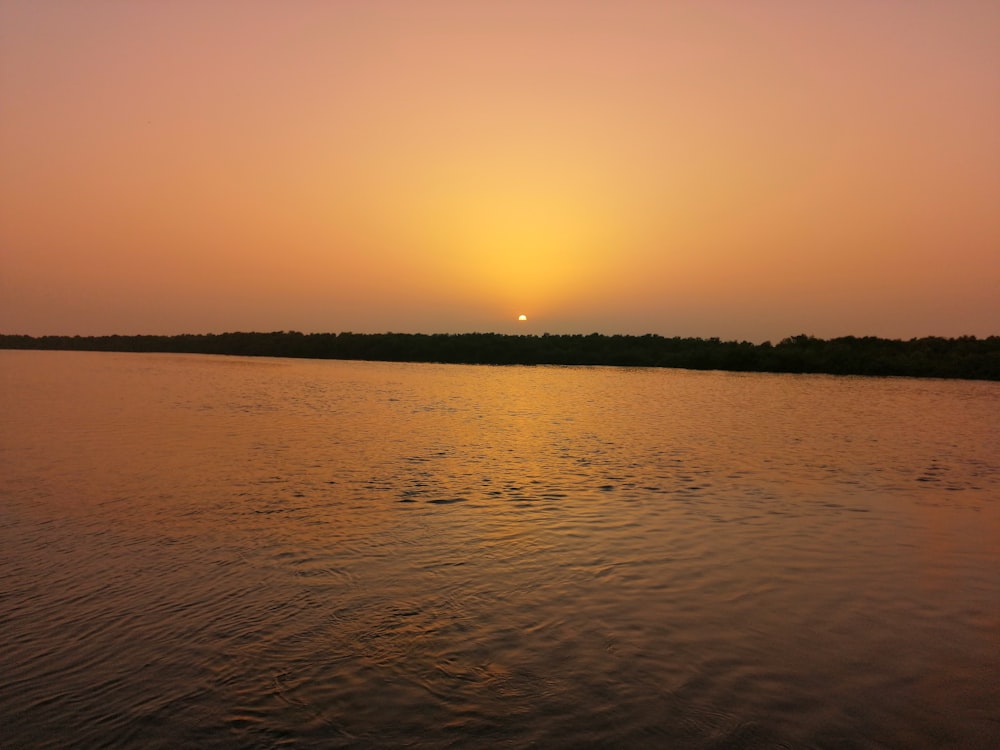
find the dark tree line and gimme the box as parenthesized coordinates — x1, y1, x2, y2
(1, 331, 998, 380)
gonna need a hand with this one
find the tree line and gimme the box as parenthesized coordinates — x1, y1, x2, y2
(1, 331, 998, 380)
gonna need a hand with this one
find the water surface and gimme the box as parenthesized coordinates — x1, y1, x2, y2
(1, 350, 998, 748)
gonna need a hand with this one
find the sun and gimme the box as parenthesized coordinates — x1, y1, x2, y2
(517, 314, 528, 321)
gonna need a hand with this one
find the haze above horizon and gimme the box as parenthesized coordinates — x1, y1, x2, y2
(2, 1, 998, 342)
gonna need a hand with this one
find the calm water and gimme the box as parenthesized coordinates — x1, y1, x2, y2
(1, 350, 998, 749)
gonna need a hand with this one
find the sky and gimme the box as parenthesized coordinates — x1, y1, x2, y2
(1, 0, 998, 342)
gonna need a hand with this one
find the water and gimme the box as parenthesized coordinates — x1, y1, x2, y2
(1, 350, 997, 749)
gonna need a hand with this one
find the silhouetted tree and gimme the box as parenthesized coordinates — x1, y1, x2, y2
(1, 332, 997, 380)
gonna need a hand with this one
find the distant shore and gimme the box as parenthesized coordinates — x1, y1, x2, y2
(2, 332, 998, 381)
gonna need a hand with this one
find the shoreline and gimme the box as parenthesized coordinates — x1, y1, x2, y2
(2, 331, 998, 381)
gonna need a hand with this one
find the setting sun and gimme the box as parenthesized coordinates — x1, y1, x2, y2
(0, 1, 997, 342)
(0, 3, 998, 746)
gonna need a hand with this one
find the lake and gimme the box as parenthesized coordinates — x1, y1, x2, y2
(1, 350, 997, 749)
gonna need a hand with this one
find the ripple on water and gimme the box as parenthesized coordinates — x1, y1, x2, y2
(1, 352, 998, 748)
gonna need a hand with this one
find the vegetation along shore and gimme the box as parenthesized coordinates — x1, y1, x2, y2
(3, 332, 998, 381)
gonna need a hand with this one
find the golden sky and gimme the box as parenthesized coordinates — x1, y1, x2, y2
(2, 1, 998, 340)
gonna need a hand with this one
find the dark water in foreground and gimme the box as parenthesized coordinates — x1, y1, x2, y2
(1, 351, 998, 749)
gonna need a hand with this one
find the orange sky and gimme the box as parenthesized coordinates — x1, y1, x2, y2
(1, 0, 998, 341)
